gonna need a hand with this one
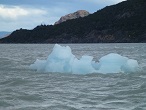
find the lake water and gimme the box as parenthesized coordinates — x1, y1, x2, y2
(0, 44, 146, 110)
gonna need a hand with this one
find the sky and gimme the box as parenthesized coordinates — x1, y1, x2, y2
(0, 0, 126, 32)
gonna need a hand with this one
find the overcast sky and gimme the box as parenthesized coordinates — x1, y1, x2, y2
(0, 0, 126, 32)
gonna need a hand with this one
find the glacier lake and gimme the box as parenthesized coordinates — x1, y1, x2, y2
(0, 43, 146, 110)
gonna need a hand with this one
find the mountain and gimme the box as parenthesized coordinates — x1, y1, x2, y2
(0, 0, 146, 43)
(0, 32, 11, 39)
(54, 10, 90, 25)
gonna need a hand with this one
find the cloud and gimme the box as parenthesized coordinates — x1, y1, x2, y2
(81, 0, 126, 4)
(0, 0, 126, 31)
(0, 5, 47, 20)
(0, 4, 49, 31)
(0, 4, 69, 31)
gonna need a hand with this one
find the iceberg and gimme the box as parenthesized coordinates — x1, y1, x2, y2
(30, 44, 141, 74)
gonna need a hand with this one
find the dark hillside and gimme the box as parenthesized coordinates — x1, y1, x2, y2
(0, 0, 146, 43)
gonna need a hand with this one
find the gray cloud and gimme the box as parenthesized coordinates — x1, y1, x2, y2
(0, 5, 47, 20)
(0, 0, 126, 31)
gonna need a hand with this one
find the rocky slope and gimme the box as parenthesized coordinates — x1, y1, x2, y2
(0, 0, 146, 43)
(54, 10, 90, 25)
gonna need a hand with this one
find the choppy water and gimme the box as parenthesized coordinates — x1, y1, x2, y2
(0, 44, 146, 110)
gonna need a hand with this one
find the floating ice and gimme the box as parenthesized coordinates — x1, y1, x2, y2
(30, 44, 141, 74)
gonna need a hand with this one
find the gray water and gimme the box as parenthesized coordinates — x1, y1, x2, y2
(0, 44, 146, 110)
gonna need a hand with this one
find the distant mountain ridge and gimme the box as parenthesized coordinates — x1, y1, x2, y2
(0, 32, 11, 39)
(54, 10, 90, 25)
(0, 0, 146, 43)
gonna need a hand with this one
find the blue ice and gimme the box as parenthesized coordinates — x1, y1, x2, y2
(30, 44, 141, 74)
